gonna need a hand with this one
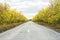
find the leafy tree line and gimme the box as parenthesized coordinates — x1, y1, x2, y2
(0, 3, 28, 32)
(32, 0, 60, 24)
(0, 3, 28, 24)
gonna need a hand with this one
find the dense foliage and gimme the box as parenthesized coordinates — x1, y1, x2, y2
(32, 0, 60, 24)
(0, 3, 28, 24)
(0, 3, 28, 33)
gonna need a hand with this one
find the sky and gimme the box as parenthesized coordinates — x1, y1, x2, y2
(0, 0, 50, 19)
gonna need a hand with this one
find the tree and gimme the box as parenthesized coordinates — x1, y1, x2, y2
(0, 3, 28, 24)
(32, 0, 60, 24)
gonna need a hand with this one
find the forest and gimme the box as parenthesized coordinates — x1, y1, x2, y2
(0, 0, 60, 33)
(32, 0, 60, 32)
(0, 3, 28, 33)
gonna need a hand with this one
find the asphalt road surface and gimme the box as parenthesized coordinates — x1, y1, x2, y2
(0, 21, 60, 40)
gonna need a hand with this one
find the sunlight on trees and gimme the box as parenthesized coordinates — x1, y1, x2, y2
(32, 0, 60, 24)
(0, 3, 28, 24)
(0, 3, 28, 32)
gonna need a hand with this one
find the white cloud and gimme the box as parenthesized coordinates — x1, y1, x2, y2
(0, 0, 50, 19)
(6, 0, 49, 9)
(0, 0, 5, 3)
(6, 0, 21, 3)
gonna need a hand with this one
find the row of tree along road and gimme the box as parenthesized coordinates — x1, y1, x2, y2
(0, 0, 60, 33)
(32, 0, 60, 32)
(0, 3, 28, 33)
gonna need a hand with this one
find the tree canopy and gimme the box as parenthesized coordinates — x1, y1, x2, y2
(0, 3, 28, 24)
(32, 0, 60, 24)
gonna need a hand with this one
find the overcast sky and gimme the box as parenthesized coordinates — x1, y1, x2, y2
(0, 0, 50, 19)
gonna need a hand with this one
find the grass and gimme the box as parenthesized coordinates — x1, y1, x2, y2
(0, 22, 26, 33)
(35, 21, 60, 33)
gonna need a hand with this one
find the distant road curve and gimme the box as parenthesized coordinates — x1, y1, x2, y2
(0, 21, 60, 40)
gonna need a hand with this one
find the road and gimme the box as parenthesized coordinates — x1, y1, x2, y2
(0, 21, 60, 40)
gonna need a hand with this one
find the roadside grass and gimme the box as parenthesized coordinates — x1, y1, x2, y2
(35, 22, 60, 33)
(0, 22, 26, 33)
